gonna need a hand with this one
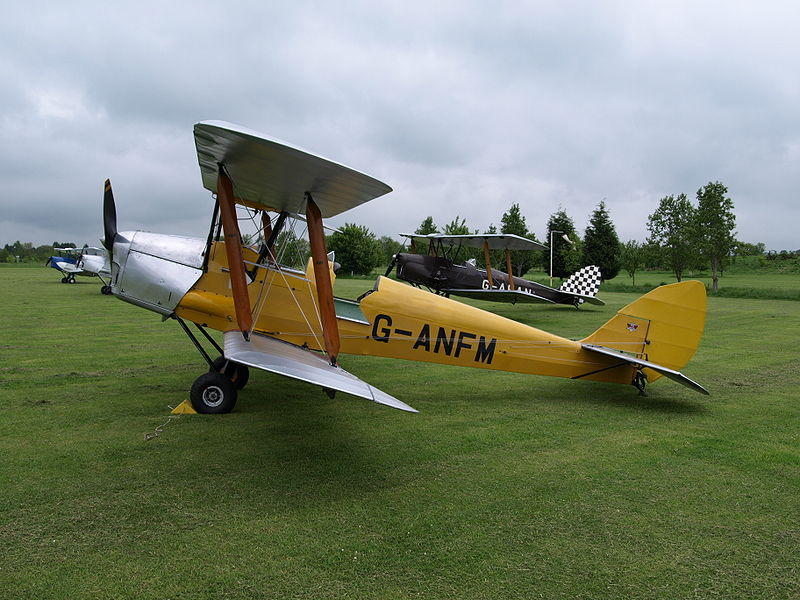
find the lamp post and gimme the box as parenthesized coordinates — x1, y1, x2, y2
(549, 230, 573, 287)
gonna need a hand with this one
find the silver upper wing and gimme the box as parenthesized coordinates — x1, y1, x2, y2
(400, 232, 548, 252)
(224, 331, 417, 412)
(194, 121, 392, 218)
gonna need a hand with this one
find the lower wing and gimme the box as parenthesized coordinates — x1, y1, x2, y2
(443, 288, 556, 304)
(223, 331, 417, 412)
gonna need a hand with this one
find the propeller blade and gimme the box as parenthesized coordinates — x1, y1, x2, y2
(384, 253, 398, 277)
(102, 179, 117, 253)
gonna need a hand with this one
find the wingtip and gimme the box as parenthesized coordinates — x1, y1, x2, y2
(369, 385, 418, 413)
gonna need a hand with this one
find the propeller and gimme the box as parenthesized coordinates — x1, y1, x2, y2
(384, 253, 399, 277)
(102, 179, 117, 254)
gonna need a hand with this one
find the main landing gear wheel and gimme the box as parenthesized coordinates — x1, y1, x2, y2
(100, 285, 112, 295)
(67, 274, 76, 284)
(61, 276, 68, 283)
(190, 372, 238, 414)
(210, 356, 250, 390)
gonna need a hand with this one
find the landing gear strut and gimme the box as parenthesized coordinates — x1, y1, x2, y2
(174, 316, 249, 413)
(633, 370, 648, 396)
(210, 356, 250, 390)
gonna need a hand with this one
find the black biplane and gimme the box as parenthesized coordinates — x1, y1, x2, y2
(387, 233, 604, 307)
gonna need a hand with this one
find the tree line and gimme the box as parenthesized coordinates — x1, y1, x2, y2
(0, 241, 76, 264)
(324, 180, 755, 292)
(5, 182, 788, 292)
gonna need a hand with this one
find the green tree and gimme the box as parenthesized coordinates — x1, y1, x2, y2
(274, 230, 310, 269)
(442, 215, 470, 235)
(543, 209, 580, 279)
(646, 194, 696, 282)
(376, 235, 403, 267)
(561, 233, 583, 276)
(620, 240, 644, 285)
(641, 240, 665, 270)
(441, 216, 482, 263)
(500, 203, 527, 236)
(326, 223, 380, 276)
(695, 181, 736, 292)
(733, 241, 765, 257)
(583, 200, 621, 280)
(414, 216, 438, 235)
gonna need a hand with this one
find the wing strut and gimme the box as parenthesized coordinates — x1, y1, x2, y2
(260, 212, 273, 256)
(216, 169, 253, 339)
(305, 193, 340, 365)
(483, 240, 494, 288)
(504, 249, 515, 290)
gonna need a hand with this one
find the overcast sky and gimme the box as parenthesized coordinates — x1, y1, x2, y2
(2, 1, 798, 250)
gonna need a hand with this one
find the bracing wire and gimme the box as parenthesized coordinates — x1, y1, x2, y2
(225, 188, 326, 357)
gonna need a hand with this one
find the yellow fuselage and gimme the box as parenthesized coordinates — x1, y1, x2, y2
(173, 243, 643, 387)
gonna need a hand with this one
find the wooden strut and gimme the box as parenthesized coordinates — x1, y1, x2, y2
(505, 249, 515, 290)
(305, 194, 340, 365)
(216, 170, 253, 338)
(483, 241, 494, 288)
(261, 212, 273, 260)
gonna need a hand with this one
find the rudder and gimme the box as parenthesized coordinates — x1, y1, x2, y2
(580, 281, 707, 382)
(560, 265, 602, 300)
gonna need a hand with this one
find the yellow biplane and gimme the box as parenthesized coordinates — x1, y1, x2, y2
(101, 121, 708, 414)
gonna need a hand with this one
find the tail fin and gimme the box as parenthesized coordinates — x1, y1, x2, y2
(560, 265, 602, 300)
(580, 281, 707, 385)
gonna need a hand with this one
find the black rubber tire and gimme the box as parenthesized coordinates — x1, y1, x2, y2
(61, 276, 68, 283)
(67, 276, 76, 284)
(101, 285, 112, 295)
(190, 372, 238, 414)
(210, 356, 250, 390)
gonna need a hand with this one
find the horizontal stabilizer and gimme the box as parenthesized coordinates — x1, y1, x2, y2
(582, 343, 709, 395)
(445, 288, 556, 304)
(224, 331, 417, 412)
(568, 293, 605, 306)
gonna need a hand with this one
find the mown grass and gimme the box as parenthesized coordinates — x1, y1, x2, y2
(1, 265, 799, 599)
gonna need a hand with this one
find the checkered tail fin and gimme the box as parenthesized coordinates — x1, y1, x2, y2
(559, 265, 602, 298)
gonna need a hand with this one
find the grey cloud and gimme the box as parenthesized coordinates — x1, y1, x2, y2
(1, 1, 799, 251)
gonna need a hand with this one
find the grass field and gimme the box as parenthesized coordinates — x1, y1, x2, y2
(1, 265, 799, 599)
